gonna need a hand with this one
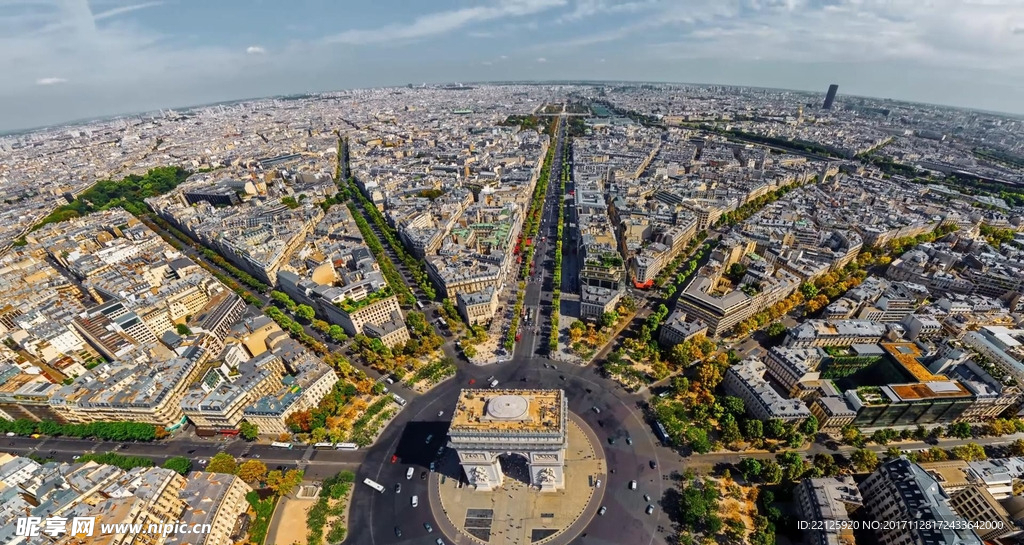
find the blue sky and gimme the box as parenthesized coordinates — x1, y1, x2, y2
(2, 0, 1023, 130)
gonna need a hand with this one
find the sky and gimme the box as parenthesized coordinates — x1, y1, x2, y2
(2, 0, 1024, 131)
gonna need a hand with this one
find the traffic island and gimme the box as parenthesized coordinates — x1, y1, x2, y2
(429, 413, 606, 545)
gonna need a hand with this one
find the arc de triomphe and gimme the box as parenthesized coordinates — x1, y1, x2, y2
(447, 389, 568, 492)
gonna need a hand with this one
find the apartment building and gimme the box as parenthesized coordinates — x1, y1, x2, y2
(658, 310, 708, 346)
(456, 287, 498, 326)
(181, 352, 286, 432)
(49, 345, 208, 429)
(241, 350, 338, 435)
(325, 292, 406, 339)
(859, 458, 982, 545)
(810, 396, 858, 431)
(948, 486, 1022, 541)
(784, 320, 889, 348)
(168, 472, 252, 545)
(362, 310, 412, 349)
(723, 358, 811, 423)
(795, 476, 863, 545)
(764, 346, 827, 399)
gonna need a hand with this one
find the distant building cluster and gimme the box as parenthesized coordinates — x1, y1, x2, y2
(0, 453, 252, 545)
(1, 208, 339, 435)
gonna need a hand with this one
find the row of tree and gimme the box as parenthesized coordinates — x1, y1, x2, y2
(346, 178, 437, 300)
(204, 452, 304, 496)
(0, 419, 158, 441)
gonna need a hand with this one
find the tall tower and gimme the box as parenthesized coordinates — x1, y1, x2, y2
(822, 84, 839, 110)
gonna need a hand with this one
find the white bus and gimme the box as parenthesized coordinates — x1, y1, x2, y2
(335, 443, 359, 451)
(313, 442, 336, 450)
(363, 478, 385, 493)
(270, 441, 293, 449)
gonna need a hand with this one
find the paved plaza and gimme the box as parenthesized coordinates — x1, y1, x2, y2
(431, 413, 606, 545)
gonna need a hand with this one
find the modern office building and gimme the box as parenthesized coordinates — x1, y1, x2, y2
(823, 84, 839, 110)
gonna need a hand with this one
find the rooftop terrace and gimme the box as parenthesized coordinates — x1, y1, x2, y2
(449, 389, 565, 435)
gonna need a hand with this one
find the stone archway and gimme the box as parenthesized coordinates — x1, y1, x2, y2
(448, 389, 568, 493)
(497, 452, 532, 486)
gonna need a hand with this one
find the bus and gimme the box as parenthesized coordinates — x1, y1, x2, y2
(654, 422, 670, 446)
(335, 442, 359, 451)
(313, 442, 336, 450)
(363, 478, 385, 493)
(270, 441, 293, 449)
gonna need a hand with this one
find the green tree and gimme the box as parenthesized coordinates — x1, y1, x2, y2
(295, 304, 316, 321)
(799, 282, 819, 299)
(599, 311, 619, 329)
(239, 421, 259, 441)
(744, 419, 764, 439)
(719, 396, 746, 417)
(162, 457, 192, 476)
(175, 323, 192, 335)
(766, 419, 786, 439)
(801, 415, 818, 436)
(948, 421, 973, 439)
(204, 453, 237, 474)
(851, 449, 879, 472)
(720, 414, 742, 445)
(327, 324, 347, 343)
(738, 458, 762, 479)
(686, 427, 713, 454)
(812, 454, 837, 477)
(271, 291, 297, 311)
(237, 460, 268, 484)
(766, 322, 787, 339)
(951, 443, 986, 461)
(761, 460, 783, 484)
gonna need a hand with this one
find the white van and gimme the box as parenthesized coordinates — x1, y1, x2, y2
(406, 467, 414, 480)
(489, 379, 499, 388)
(411, 495, 419, 507)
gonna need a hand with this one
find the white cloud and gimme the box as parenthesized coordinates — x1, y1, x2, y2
(536, 57, 547, 62)
(93, 2, 164, 22)
(246, 46, 266, 55)
(558, 0, 657, 22)
(36, 77, 67, 85)
(482, 60, 493, 65)
(324, 0, 567, 45)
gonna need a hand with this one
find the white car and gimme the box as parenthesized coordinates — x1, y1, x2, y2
(406, 468, 414, 480)
(645, 505, 654, 515)
(411, 495, 419, 507)
(437, 410, 444, 417)
(598, 506, 607, 516)
(629, 480, 637, 490)
(595, 479, 602, 488)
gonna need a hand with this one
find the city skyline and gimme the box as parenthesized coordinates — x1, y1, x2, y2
(2, 0, 1024, 131)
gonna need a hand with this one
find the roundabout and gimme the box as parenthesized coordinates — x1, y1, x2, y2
(345, 358, 672, 545)
(430, 411, 606, 545)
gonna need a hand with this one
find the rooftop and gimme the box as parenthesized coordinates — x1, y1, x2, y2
(450, 389, 565, 435)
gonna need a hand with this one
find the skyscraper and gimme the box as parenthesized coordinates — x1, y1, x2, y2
(822, 84, 839, 109)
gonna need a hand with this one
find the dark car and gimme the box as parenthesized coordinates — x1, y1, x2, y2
(394, 527, 402, 537)
(649, 460, 657, 469)
(420, 471, 428, 479)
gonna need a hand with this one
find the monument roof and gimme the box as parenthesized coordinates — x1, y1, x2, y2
(450, 389, 564, 435)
